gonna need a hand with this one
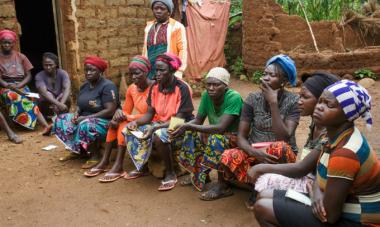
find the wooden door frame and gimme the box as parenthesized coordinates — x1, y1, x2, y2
(52, 0, 66, 69)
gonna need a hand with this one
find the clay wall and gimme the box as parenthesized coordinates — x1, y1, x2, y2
(0, 0, 152, 90)
(243, 0, 380, 77)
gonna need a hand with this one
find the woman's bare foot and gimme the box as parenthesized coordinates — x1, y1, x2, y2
(8, 132, 23, 144)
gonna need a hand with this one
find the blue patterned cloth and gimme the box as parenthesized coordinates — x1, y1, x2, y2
(266, 54, 297, 86)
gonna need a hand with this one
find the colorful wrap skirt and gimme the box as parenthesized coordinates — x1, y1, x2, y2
(221, 141, 297, 183)
(177, 131, 237, 191)
(122, 124, 182, 171)
(53, 113, 110, 154)
(0, 86, 40, 129)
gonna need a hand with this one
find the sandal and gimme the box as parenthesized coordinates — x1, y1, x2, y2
(98, 172, 127, 183)
(83, 168, 108, 177)
(42, 124, 53, 136)
(8, 134, 23, 144)
(81, 160, 99, 169)
(158, 179, 178, 191)
(59, 152, 80, 162)
(245, 191, 258, 210)
(124, 169, 148, 180)
(199, 185, 233, 201)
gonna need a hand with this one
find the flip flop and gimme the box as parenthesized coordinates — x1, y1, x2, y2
(98, 172, 127, 183)
(83, 168, 108, 177)
(199, 186, 233, 201)
(158, 179, 178, 191)
(124, 170, 148, 180)
(81, 160, 99, 169)
(42, 124, 53, 136)
(59, 152, 80, 162)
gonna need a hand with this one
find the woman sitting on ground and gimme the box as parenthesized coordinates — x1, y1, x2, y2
(53, 56, 118, 169)
(84, 56, 153, 181)
(251, 80, 380, 227)
(171, 67, 243, 191)
(123, 53, 194, 191)
(0, 29, 50, 134)
(202, 54, 300, 201)
(247, 72, 339, 210)
(35, 52, 71, 118)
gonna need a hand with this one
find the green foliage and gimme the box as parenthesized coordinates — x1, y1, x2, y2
(230, 0, 242, 15)
(251, 70, 264, 84)
(276, 0, 363, 21)
(229, 13, 242, 28)
(354, 68, 378, 80)
(231, 57, 245, 76)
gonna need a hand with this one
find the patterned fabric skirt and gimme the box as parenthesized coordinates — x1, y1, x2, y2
(53, 113, 109, 154)
(221, 141, 297, 183)
(177, 131, 236, 191)
(122, 124, 182, 171)
(0, 87, 40, 129)
(254, 173, 315, 193)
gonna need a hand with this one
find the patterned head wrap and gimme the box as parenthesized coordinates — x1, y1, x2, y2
(156, 52, 182, 71)
(84, 56, 108, 72)
(128, 55, 151, 74)
(206, 67, 230, 85)
(326, 79, 372, 129)
(151, 0, 174, 14)
(266, 54, 297, 87)
(0, 29, 17, 42)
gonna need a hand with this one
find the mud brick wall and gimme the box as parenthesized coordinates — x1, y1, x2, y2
(243, 0, 380, 77)
(0, 0, 19, 49)
(59, 0, 152, 89)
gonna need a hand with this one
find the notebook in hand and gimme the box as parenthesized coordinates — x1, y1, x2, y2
(285, 189, 312, 206)
(130, 130, 144, 139)
(168, 117, 185, 130)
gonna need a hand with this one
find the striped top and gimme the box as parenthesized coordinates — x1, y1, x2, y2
(317, 127, 380, 225)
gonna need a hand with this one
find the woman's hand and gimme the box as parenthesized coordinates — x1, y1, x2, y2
(247, 164, 266, 184)
(56, 103, 68, 112)
(141, 126, 155, 140)
(126, 121, 138, 131)
(169, 123, 189, 138)
(251, 148, 279, 164)
(307, 182, 327, 223)
(261, 81, 279, 105)
(113, 109, 126, 122)
(109, 119, 118, 129)
(75, 116, 86, 124)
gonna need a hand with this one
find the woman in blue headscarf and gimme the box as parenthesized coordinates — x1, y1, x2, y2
(199, 54, 301, 201)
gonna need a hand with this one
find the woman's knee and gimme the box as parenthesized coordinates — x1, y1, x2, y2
(256, 189, 274, 200)
(253, 198, 273, 219)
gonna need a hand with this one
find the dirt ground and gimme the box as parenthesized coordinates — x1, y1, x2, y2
(0, 78, 379, 227)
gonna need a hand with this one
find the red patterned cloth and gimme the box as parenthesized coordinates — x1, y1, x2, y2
(221, 141, 296, 183)
(0, 29, 16, 41)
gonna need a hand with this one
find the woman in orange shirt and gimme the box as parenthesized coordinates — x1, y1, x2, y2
(84, 56, 153, 182)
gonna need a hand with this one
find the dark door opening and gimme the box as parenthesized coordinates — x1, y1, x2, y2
(14, 0, 58, 91)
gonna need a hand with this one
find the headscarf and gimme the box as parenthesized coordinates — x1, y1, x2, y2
(151, 0, 174, 14)
(266, 54, 297, 87)
(0, 29, 17, 42)
(84, 56, 108, 72)
(326, 79, 372, 129)
(206, 67, 230, 85)
(302, 72, 340, 99)
(128, 55, 151, 74)
(156, 52, 182, 71)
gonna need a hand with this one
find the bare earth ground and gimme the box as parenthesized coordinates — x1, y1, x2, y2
(0, 78, 379, 227)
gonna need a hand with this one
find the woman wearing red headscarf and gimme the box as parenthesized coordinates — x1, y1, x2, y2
(84, 56, 154, 181)
(0, 29, 50, 135)
(53, 56, 119, 168)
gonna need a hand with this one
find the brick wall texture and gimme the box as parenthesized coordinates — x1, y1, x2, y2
(243, 0, 380, 77)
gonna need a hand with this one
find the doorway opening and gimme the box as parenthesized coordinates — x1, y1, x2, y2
(14, 0, 59, 90)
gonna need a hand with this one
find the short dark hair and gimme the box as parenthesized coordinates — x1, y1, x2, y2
(42, 52, 59, 67)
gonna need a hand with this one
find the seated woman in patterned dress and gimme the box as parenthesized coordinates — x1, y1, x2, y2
(202, 55, 300, 201)
(0, 29, 50, 135)
(122, 53, 194, 191)
(251, 80, 380, 227)
(83, 56, 153, 182)
(53, 56, 118, 169)
(170, 67, 243, 192)
(246, 72, 339, 210)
